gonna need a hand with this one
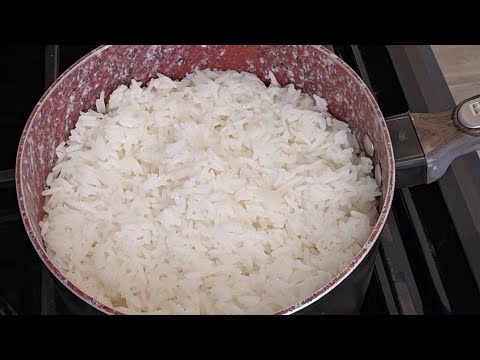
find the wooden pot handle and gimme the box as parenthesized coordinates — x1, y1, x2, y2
(410, 94, 480, 184)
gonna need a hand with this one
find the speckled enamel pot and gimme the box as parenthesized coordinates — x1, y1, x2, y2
(16, 45, 395, 315)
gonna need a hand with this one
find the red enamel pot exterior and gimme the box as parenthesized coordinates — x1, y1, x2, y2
(16, 45, 395, 315)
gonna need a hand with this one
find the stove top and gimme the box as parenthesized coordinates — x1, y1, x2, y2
(2, 45, 480, 315)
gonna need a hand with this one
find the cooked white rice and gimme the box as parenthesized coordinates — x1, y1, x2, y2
(40, 69, 380, 315)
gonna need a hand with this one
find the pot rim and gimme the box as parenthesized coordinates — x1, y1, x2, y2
(16, 45, 395, 315)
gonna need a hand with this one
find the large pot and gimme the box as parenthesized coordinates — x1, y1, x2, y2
(16, 45, 480, 314)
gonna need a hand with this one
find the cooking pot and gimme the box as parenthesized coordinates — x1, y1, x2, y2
(16, 45, 480, 314)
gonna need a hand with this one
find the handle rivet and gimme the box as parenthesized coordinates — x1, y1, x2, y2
(375, 163, 382, 187)
(363, 134, 375, 157)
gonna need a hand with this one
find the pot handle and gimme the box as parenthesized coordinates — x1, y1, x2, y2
(410, 94, 480, 184)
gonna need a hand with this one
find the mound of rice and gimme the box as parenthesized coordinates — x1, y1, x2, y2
(40, 69, 380, 315)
